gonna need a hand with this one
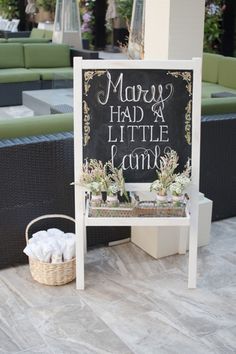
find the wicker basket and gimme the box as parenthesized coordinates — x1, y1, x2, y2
(136, 201, 186, 217)
(135, 201, 157, 217)
(25, 214, 76, 286)
(89, 203, 135, 217)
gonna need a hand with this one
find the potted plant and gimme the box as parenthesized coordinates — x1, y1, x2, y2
(150, 150, 179, 202)
(169, 160, 191, 202)
(80, 159, 106, 206)
(80, 0, 95, 49)
(204, 0, 224, 53)
(80, 159, 127, 208)
(103, 162, 127, 207)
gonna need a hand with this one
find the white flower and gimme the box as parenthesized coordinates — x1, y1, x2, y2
(175, 175, 190, 186)
(207, 4, 220, 15)
(89, 181, 101, 193)
(108, 184, 119, 195)
(150, 180, 162, 191)
(170, 182, 183, 196)
(170, 173, 190, 196)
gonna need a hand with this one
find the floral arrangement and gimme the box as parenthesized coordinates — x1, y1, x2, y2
(80, 159, 127, 199)
(169, 167, 191, 197)
(103, 161, 127, 198)
(79, 159, 105, 195)
(150, 150, 191, 199)
(150, 150, 179, 196)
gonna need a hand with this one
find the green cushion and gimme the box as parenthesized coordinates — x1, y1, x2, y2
(0, 113, 73, 139)
(218, 57, 236, 90)
(202, 82, 236, 98)
(0, 68, 40, 83)
(24, 44, 71, 68)
(8, 38, 50, 43)
(0, 43, 24, 68)
(29, 67, 73, 80)
(30, 28, 45, 39)
(201, 97, 236, 115)
(44, 30, 53, 40)
(202, 53, 223, 83)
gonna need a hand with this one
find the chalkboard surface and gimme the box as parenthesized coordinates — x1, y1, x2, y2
(82, 68, 193, 183)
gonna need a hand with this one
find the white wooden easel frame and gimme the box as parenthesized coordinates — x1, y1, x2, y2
(73, 58, 202, 290)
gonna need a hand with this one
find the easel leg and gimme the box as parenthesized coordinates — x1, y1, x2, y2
(188, 227, 198, 288)
(178, 226, 188, 254)
(84, 222, 87, 254)
(76, 217, 85, 290)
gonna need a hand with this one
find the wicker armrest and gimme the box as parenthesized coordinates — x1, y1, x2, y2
(70, 48, 99, 64)
(0, 132, 130, 269)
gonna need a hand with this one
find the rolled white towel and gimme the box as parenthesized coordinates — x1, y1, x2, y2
(63, 237, 76, 261)
(65, 233, 76, 239)
(24, 242, 45, 262)
(52, 235, 66, 256)
(29, 230, 48, 243)
(51, 252, 63, 263)
(26, 236, 61, 263)
(25, 228, 75, 263)
(47, 228, 64, 237)
(40, 243, 53, 263)
(23, 243, 38, 259)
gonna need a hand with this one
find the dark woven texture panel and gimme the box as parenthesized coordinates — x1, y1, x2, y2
(0, 81, 41, 106)
(200, 115, 236, 220)
(0, 133, 130, 269)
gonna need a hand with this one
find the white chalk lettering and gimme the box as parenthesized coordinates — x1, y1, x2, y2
(108, 124, 169, 143)
(110, 105, 144, 123)
(97, 72, 174, 111)
(109, 106, 121, 122)
(108, 126, 117, 142)
(111, 145, 166, 171)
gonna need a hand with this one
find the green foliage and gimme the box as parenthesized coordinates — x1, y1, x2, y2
(204, 0, 223, 53)
(80, 0, 95, 49)
(36, 0, 56, 13)
(117, 0, 133, 28)
(0, 0, 19, 19)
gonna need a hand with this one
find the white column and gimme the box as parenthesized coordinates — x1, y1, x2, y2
(144, 0, 205, 60)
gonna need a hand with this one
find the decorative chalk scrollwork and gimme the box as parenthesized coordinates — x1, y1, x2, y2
(83, 70, 106, 146)
(167, 71, 192, 145)
(84, 70, 107, 96)
(185, 100, 192, 145)
(167, 71, 192, 96)
(83, 100, 90, 146)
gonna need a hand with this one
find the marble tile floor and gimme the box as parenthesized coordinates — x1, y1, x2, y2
(0, 217, 235, 354)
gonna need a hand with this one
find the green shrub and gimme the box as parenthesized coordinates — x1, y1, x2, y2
(0, 0, 19, 19)
(36, 0, 56, 13)
(204, 0, 224, 53)
(117, 0, 133, 29)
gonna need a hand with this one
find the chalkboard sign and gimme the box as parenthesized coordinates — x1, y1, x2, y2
(82, 68, 193, 183)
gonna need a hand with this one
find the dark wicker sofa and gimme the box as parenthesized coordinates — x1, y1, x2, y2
(0, 132, 130, 269)
(0, 43, 98, 107)
(200, 113, 236, 220)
